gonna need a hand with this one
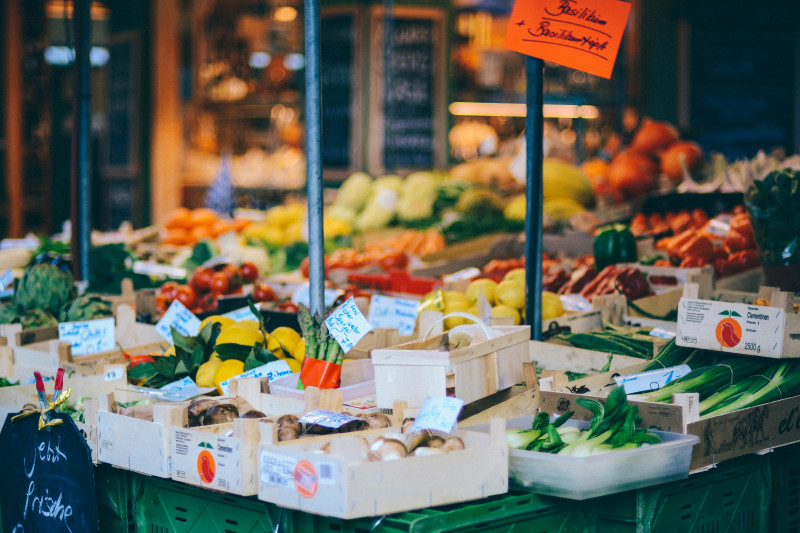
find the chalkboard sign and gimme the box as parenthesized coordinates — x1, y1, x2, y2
(0, 412, 99, 533)
(103, 33, 140, 178)
(688, 5, 793, 159)
(369, 8, 445, 174)
(321, 12, 360, 173)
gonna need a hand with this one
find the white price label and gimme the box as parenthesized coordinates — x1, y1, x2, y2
(367, 295, 420, 336)
(260, 451, 296, 488)
(58, 317, 116, 357)
(218, 360, 292, 395)
(155, 300, 202, 342)
(412, 397, 465, 433)
(132, 261, 187, 279)
(325, 297, 373, 352)
(614, 364, 691, 394)
(104, 367, 125, 382)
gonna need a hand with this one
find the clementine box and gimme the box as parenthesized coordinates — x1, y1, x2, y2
(676, 283, 799, 358)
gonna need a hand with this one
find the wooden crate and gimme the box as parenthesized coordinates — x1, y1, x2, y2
(539, 387, 800, 473)
(169, 380, 377, 496)
(257, 418, 508, 519)
(677, 281, 799, 358)
(0, 364, 130, 462)
(347, 328, 416, 360)
(371, 325, 530, 410)
(8, 305, 167, 381)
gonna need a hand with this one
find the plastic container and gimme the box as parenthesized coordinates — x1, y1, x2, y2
(267, 358, 375, 401)
(770, 443, 800, 533)
(468, 416, 699, 500)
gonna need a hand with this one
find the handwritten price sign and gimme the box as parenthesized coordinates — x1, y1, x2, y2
(155, 300, 201, 342)
(503, 0, 631, 78)
(367, 295, 420, 336)
(58, 317, 116, 357)
(325, 297, 373, 352)
(413, 397, 465, 433)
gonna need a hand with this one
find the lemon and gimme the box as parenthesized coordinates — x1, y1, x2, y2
(292, 338, 305, 363)
(496, 280, 526, 310)
(236, 320, 261, 332)
(213, 359, 245, 394)
(503, 268, 527, 288)
(491, 304, 521, 325)
(270, 327, 301, 353)
(164, 345, 176, 357)
(285, 358, 302, 373)
(443, 290, 469, 308)
(284, 221, 304, 244)
(444, 303, 469, 329)
(466, 279, 498, 305)
(215, 325, 264, 348)
(541, 291, 564, 320)
(199, 315, 236, 332)
(196, 357, 222, 388)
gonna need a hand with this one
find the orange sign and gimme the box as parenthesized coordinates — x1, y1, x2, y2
(503, 0, 631, 79)
(715, 317, 742, 348)
(294, 460, 318, 499)
(197, 450, 216, 484)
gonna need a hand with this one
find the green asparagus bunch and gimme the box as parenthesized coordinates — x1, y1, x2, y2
(297, 304, 344, 378)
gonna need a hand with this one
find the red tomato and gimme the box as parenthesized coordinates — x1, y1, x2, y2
(197, 291, 218, 312)
(221, 264, 242, 290)
(189, 267, 214, 293)
(252, 282, 276, 302)
(240, 262, 259, 283)
(377, 251, 409, 272)
(276, 301, 299, 312)
(175, 285, 197, 308)
(209, 272, 230, 295)
(159, 281, 180, 301)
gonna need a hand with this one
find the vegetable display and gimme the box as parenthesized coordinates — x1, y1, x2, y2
(555, 325, 659, 359)
(745, 168, 800, 266)
(506, 387, 662, 456)
(593, 223, 638, 271)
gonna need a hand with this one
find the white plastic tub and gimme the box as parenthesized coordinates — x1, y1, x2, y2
(469, 415, 699, 500)
(267, 359, 375, 401)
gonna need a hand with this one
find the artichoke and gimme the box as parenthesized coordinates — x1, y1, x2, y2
(14, 263, 76, 315)
(0, 303, 18, 324)
(13, 309, 59, 329)
(60, 295, 114, 322)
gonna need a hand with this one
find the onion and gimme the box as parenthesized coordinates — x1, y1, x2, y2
(660, 141, 704, 181)
(631, 119, 679, 154)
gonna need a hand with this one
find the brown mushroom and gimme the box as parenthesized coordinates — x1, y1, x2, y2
(240, 409, 269, 419)
(442, 437, 465, 452)
(200, 404, 239, 425)
(278, 426, 300, 441)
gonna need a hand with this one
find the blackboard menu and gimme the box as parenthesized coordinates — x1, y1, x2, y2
(383, 17, 438, 170)
(321, 14, 356, 170)
(0, 412, 99, 533)
(688, 5, 793, 159)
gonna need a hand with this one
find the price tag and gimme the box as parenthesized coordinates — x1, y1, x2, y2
(217, 360, 293, 395)
(292, 285, 343, 309)
(0, 268, 14, 299)
(155, 300, 202, 342)
(260, 451, 296, 487)
(614, 364, 691, 395)
(368, 295, 420, 336)
(58, 317, 116, 357)
(132, 261, 188, 280)
(324, 297, 373, 352)
(223, 303, 262, 322)
(503, 0, 632, 79)
(104, 367, 125, 382)
(0, 237, 39, 250)
(705, 214, 732, 238)
(412, 397, 465, 433)
(299, 409, 360, 429)
(649, 328, 677, 339)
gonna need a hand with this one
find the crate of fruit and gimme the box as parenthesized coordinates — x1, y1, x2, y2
(371, 314, 530, 410)
(257, 417, 508, 518)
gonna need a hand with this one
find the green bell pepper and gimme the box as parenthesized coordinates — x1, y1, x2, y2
(593, 223, 638, 270)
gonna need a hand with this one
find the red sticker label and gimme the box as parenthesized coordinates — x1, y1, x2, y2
(715, 317, 742, 348)
(294, 460, 318, 498)
(197, 450, 216, 484)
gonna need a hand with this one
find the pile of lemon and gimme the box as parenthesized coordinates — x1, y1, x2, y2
(420, 268, 564, 327)
(194, 315, 305, 394)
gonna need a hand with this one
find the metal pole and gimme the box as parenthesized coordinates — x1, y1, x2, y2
(305, 0, 324, 317)
(70, 0, 91, 281)
(525, 58, 544, 341)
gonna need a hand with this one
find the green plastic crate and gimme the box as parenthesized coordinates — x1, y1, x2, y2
(95, 464, 132, 533)
(292, 491, 595, 533)
(593, 454, 770, 533)
(133, 475, 292, 533)
(770, 443, 800, 533)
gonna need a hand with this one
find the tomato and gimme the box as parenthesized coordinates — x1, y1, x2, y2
(221, 264, 242, 290)
(240, 262, 259, 283)
(197, 291, 218, 312)
(377, 251, 409, 272)
(252, 282, 276, 302)
(678, 235, 714, 263)
(276, 301, 299, 312)
(175, 285, 197, 308)
(189, 267, 214, 293)
(209, 272, 230, 295)
(158, 281, 180, 301)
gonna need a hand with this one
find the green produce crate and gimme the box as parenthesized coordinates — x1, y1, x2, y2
(769, 443, 800, 533)
(95, 464, 133, 533)
(132, 474, 292, 533)
(593, 454, 770, 533)
(292, 491, 595, 533)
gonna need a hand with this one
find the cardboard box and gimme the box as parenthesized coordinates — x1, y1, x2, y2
(257, 418, 508, 518)
(677, 282, 798, 358)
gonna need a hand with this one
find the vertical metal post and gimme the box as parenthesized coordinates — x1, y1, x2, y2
(70, 0, 91, 281)
(525, 58, 544, 341)
(305, 0, 324, 317)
